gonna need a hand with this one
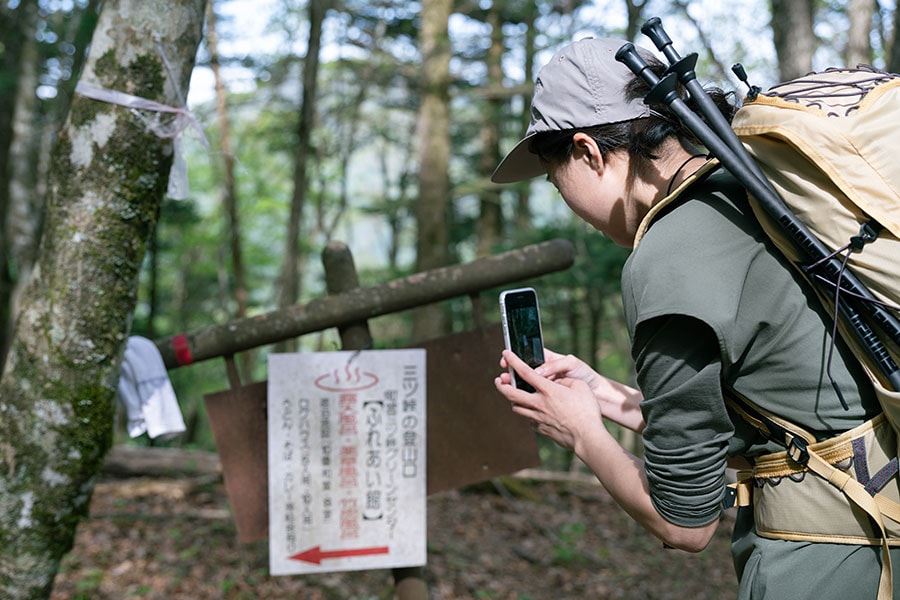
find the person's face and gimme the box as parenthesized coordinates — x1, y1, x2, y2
(543, 133, 634, 247)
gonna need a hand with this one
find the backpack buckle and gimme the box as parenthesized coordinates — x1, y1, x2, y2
(788, 437, 809, 466)
(850, 220, 881, 251)
(722, 486, 737, 509)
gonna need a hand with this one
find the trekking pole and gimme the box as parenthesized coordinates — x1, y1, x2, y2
(615, 42, 900, 392)
(638, 18, 762, 180)
(615, 43, 801, 244)
(633, 18, 900, 357)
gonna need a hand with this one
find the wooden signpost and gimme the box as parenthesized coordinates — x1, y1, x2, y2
(185, 239, 576, 598)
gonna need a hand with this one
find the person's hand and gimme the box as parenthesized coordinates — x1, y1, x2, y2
(535, 348, 602, 388)
(497, 348, 600, 390)
(536, 349, 645, 432)
(495, 349, 602, 452)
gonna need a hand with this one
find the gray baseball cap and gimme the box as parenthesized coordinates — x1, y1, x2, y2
(491, 38, 655, 184)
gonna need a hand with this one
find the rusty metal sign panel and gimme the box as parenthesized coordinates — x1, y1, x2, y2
(418, 323, 540, 494)
(204, 380, 269, 543)
(204, 323, 540, 543)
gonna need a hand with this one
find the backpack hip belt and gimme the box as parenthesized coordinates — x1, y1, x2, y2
(725, 396, 900, 600)
(728, 412, 900, 545)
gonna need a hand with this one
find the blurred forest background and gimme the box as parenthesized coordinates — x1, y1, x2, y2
(1, 0, 898, 465)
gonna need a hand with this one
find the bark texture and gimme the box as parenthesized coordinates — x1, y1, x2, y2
(845, 0, 876, 67)
(475, 0, 504, 258)
(890, 5, 900, 73)
(412, 0, 453, 342)
(0, 0, 206, 597)
(771, 0, 816, 80)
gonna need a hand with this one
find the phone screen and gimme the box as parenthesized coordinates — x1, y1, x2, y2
(500, 288, 545, 392)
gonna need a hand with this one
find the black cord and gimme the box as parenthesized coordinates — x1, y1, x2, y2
(666, 154, 707, 196)
(823, 248, 854, 410)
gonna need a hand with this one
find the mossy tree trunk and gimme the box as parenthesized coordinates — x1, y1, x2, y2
(0, 0, 206, 597)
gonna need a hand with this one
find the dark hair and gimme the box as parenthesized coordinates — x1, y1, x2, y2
(528, 57, 736, 182)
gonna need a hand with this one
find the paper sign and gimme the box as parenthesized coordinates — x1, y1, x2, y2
(267, 349, 427, 575)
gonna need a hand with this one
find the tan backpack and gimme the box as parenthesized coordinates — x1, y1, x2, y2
(729, 68, 900, 600)
(732, 68, 900, 411)
(622, 25, 900, 597)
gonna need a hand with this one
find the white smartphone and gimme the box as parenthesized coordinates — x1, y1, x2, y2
(499, 287, 545, 393)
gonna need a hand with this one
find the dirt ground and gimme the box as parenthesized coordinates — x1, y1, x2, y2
(50, 467, 738, 600)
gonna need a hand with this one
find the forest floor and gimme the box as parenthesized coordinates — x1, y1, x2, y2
(51, 458, 739, 600)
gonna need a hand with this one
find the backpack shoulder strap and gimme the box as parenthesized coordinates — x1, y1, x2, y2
(723, 385, 816, 456)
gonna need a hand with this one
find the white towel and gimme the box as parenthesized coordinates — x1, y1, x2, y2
(116, 336, 186, 440)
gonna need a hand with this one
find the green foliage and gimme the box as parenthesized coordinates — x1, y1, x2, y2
(552, 522, 587, 565)
(72, 568, 103, 599)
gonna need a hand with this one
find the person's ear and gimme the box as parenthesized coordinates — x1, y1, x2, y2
(571, 132, 604, 173)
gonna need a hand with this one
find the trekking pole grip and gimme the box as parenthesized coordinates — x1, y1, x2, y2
(641, 16, 680, 63)
(614, 43, 656, 85)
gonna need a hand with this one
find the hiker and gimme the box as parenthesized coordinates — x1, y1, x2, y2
(492, 37, 899, 599)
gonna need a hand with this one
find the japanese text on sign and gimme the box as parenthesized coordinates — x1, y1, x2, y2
(267, 349, 426, 575)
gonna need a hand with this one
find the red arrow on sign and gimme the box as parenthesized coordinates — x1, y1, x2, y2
(289, 545, 390, 565)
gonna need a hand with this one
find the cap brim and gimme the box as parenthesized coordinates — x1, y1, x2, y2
(490, 133, 545, 184)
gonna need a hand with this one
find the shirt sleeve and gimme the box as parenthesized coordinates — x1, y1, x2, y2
(633, 314, 734, 528)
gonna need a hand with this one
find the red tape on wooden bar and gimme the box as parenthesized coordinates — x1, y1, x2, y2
(171, 334, 194, 366)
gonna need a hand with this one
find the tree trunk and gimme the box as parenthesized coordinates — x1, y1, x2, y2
(412, 0, 453, 342)
(3, 1, 100, 368)
(0, 1, 30, 368)
(206, 0, 253, 378)
(514, 3, 537, 233)
(625, 0, 644, 42)
(207, 1, 246, 321)
(846, 0, 876, 67)
(277, 0, 329, 352)
(0, 0, 206, 597)
(476, 1, 504, 258)
(890, 3, 900, 73)
(771, 0, 816, 80)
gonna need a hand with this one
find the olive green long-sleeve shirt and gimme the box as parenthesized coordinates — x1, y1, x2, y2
(622, 168, 889, 599)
